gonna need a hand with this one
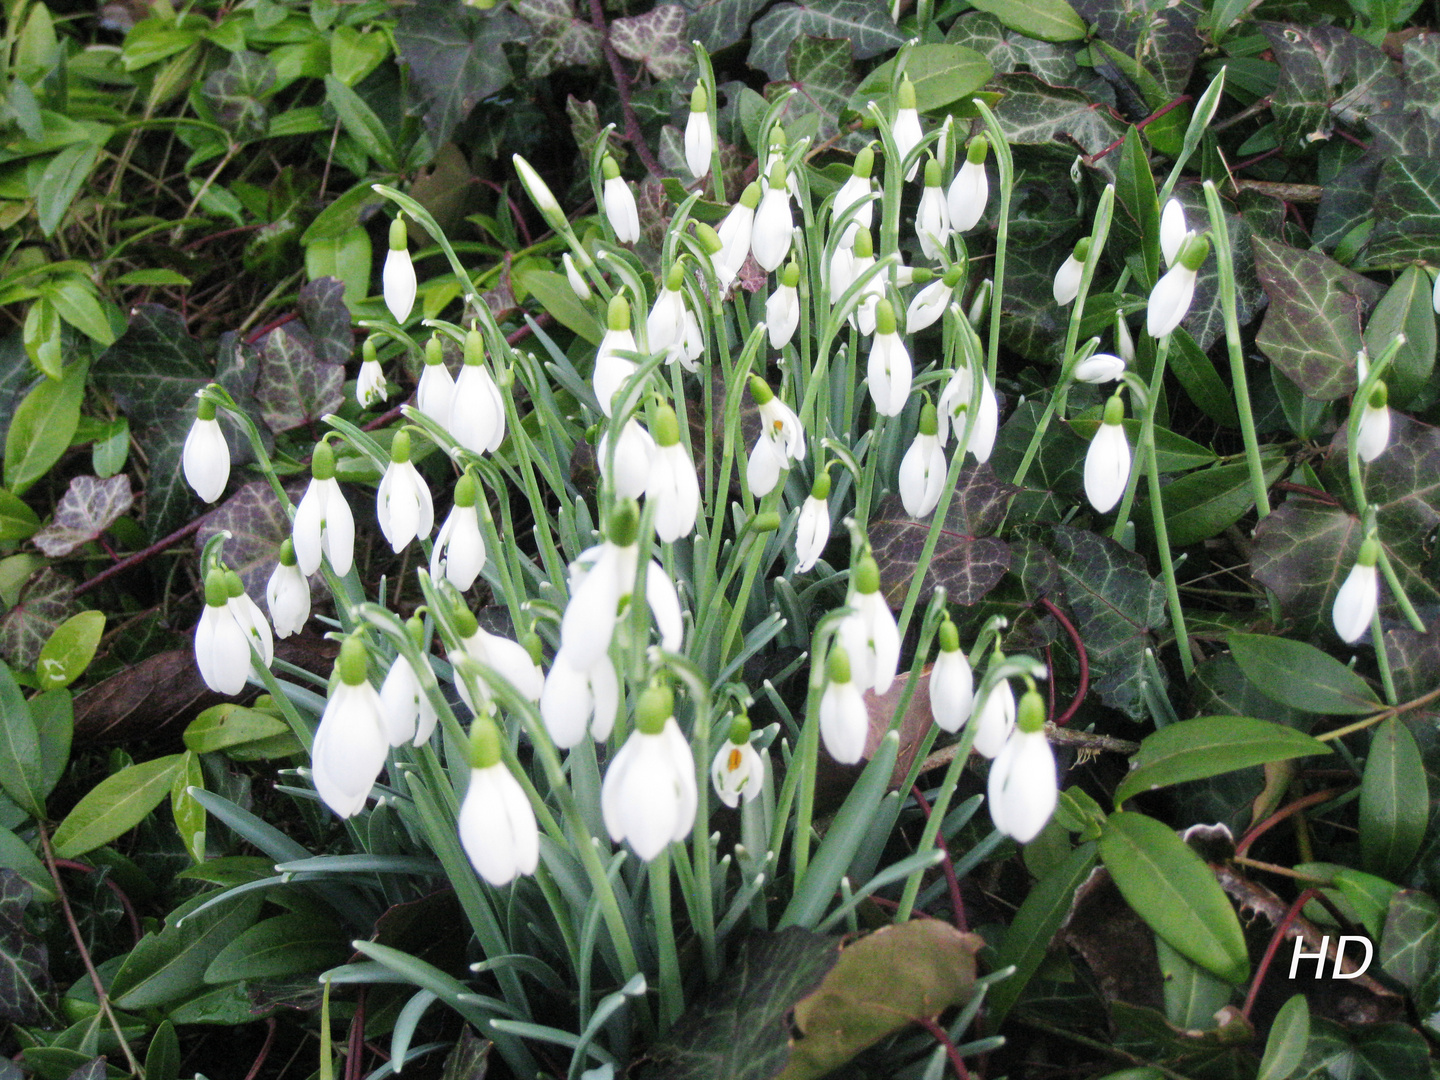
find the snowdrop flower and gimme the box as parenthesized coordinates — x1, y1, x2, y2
(1072, 352, 1126, 384)
(1356, 380, 1391, 463)
(224, 571, 273, 675)
(563, 252, 592, 300)
(1147, 234, 1209, 338)
(416, 334, 456, 432)
(832, 145, 875, 247)
(899, 401, 946, 517)
(820, 645, 868, 764)
(601, 155, 640, 244)
(1160, 198, 1187, 267)
(1333, 535, 1381, 644)
(867, 299, 912, 416)
(183, 396, 230, 503)
(594, 295, 638, 416)
(450, 607, 544, 711)
(450, 328, 506, 455)
(376, 430, 434, 553)
(541, 645, 619, 748)
(293, 440, 355, 577)
(512, 153, 566, 233)
(600, 417, 655, 499)
(602, 684, 697, 860)
(906, 266, 962, 333)
(380, 616, 438, 747)
(431, 473, 487, 592)
(929, 619, 974, 733)
(829, 243, 855, 307)
(356, 338, 388, 409)
(712, 715, 765, 808)
(767, 262, 801, 349)
(838, 554, 900, 694)
(948, 136, 989, 233)
(937, 361, 998, 464)
(648, 263, 702, 369)
(684, 83, 713, 179)
(647, 404, 699, 542)
(195, 570, 269, 695)
(266, 539, 309, 639)
(968, 278, 993, 327)
(916, 158, 951, 261)
(713, 184, 760, 291)
(892, 76, 922, 182)
(1116, 315, 1135, 366)
(1052, 237, 1090, 306)
(746, 376, 806, 496)
(971, 677, 1015, 759)
(795, 471, 831, 573)
(312, 635, 389, 818)
(988, 687, 1057, 844)
(459, 715, 539, 886)
(847, 228, 884, 335)
(751, 162, 794, 273)
(382, 216, 416, 323)
(759, 125, 801, 200)
(1084, 394, 1131, 514)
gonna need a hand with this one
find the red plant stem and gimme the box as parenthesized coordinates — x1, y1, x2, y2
(917, 1015, 971, 1080)
(345, 989, 366, 1080)
(53, 859, 142, 944)
(1037, 597, 1088, 726)
(1091, 96, 1194, 162)
(1242, 887, 1319, 1020)
(73, 514, 207, 597)
(244, 312, 299, 345)
(1236, 787, 1345, 858)
(243, 1017, 278, 1080)
(586, 0, 662, 179)
(1234, 148, 1282, 172)
(475, 177, 534, 249)
(1275, 482, 1339, 505)
(912, 785, 967, 931)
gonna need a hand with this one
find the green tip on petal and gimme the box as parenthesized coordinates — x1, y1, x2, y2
(924, 157, 941, 187)
(608, 499, 640, 546)
(1017, 688, 1046, 734)
(196, 396, 217, 421)
(464, 328, 484, 366)
(405, 614, 426, 648)
(811, 470, 831, 499)
(468, 715, 503, 768)
(695, 222, 723, 254)
(943, 266, 965, 287)
(388, 216, 407, 251)
(607, 294, 631, 332)
(338, 635, 369, 686)
(748, 374, 774, 404)
(452, 607, 479, 639)
(966, 135, 988, 164)
(853, 146, 874, 179)
(752, 511, 781, 532)
(521, 631, 543, 665)
(853, 554, 880, 595)
(363, 337, 378, 364)
(739, 183, 762, 210)
(204, 570, 230, 607)
(728, 714, 751, 745)
(897, 76, 916, 110)
(636, 683, 674, 734)
(690, 83, 708, 113)
(425, 335, 444, 366)
(827, 644, 852, 684)
(1369, 380, 1388, 408)
(1102, 393, 1125, 426)
(653, 405, 680, 447)
(781, 262, 801, 288)
(874, 298, 896, 335)
(918, 401, 938, 436)
(1073, 237, 1091, 262)
(853, 228, 874, 259)
(665, 262, 686, 292)
(938, 619, 959, 653)
(225, 570, 245, 598)
(767, 160, 787, 189)
(1179, 234, 1210, 271)
(601, 155, 620, 180)
(454, 472, 477, 507)
(768, 125, 787, 148)
(279, 538, 297, 567)
(311, 438, 335, 480)
(1358, 535, 1381, 566)
(390, 429, 411, 464)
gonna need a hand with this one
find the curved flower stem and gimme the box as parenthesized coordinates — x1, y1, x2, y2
(1371, 608, 1398, 705)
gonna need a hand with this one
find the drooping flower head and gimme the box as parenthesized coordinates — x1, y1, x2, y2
(820, 644, 868, 764)
(751, 161, 794, 273)
(987, 686, 1057, 843)
(459, 712, 539, 887)
(899, 400, 946, 517)
(416, 333, 456, 432)
(767, 262, 802, 350)
(795, 469, 831, 573)
(1072, 352, 1126, 385)
(183, 395, 230, 503)
(1357, 380, 1391, 463)
(838, 554, 900, 694)
(432, 471, 487, 592)
(907, 266, 964, 334)
(196, 568, 268, 696)
(356, 337, 388, 409)
(711, 714, 765, 808)
(1084, 393, 1131, 514)
(971, 674, 1016, 759)
(293, 438, 355, 577)
(449, 606, 544, 712)
(602, 154, 640, 244)
(595, 295, 638, 416)
(648, 404, 699, 542)
(380, 614, 439, 747)
(648, 262, 702, 369)
(948, 135, 989, 233)
(684, 82, 713, 180)
(916, 157, 951, 261)
(937, 359, 998, 464)
(563, 252, 592, 300)
(1333, 534, 1381, 644)
(832, 145, 875, 248)
(376, 430, 434, 554)
(1147, 234, 1209, 338)
(892, 76, 922, 182)
(450, 327, 506, 455)
(383, 215, 416, 323)
(312, 634, 389, 819)
(746, 375, 806, 496)
(713, 183, 761, 292)
(1159, 198, 1187, 267)
(929, 618, 974, 733)
(867, 298, 912, 416)
(602, 683, 698, 860)
(1053, 237, 1091, 306)
(267, 538, 310, 639)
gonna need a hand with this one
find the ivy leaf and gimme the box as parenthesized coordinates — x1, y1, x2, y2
(1184, 205, 1266, 354)
(395, 0, 527, 145)
(1252, 236, 1383, 401)
(945, 12, 1081, 87)
(195, 481, 292, 604)
(1297, 1018, 1431, 1079)
(514, 0, 602, 78)
(1046, 524, 1167, 721)
(1260, 23, 1401, 151)
(765, 36, 860, 150)
(92, 304, 210, 426)
(252, 321, 345, 433)
(990, 72, 1127, 163)
(0, 870, 51, 1024)
(869, 465, 1015, 608)
(1251, 500, 1359, 635)
(31, 475, 134, 557)
(201, 50, 276, 144)
(611, 4, 691, 80)
(1070, 0, 1203, 97)
(690, 0, 770, 53)
(747, 0, 904, 82)
(1384, 622, 1440, 703)
(296, 278, 354, 369)
(136, 411, 196, 544)
(640, 926, 839, 1080)
(0, 568, 77, 670)
(1362, 155, 1440, 268)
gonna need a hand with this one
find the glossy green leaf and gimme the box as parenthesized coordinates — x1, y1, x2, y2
(1364, 264, 1437, 406)
(36, 141, 102, 237)
(856, 43, 993, 115)
(109, 890, 264, 1010)
(0, 490, 39, 544)
(32, 689, 71, 805)
(4, 361, 86, 496)
(1114, 127, 1160, 290)
(1257, 994, 1309, 1080)
(1156, 457, 1288, 547)
(35, 611, 104, 691)
(1155, 935, 1230, 1031)
(0, 826, 54, 902)
(204, 912, 349, 983)
(1115, 716, 1329, 808)
(1228, 633, 1381, 715)
(1169, 327, 1239, 427)
(171, 752, 205, 864)
(52, 754, 183, 859)
(323, 75, 397, 172)
(0, 663, 42, 818)
(1099, 812, 1249, 985)
(514, 269, 603, 345)
(967, 0, 1085, 42)
(184, 703, 290, 754)
(144, 1021, 180, 1080)
(1359, 718, 1428, 879)
(1378, 889, 1439, 992)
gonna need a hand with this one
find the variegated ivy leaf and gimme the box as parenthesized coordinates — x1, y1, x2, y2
(515, 0, 602, 78)
(0, 568, 77, 670)
(747, 0, 902, 82)
(32, 475, 134, 557)
(195, 481, 293, 605)
(611, 4, 692, 80)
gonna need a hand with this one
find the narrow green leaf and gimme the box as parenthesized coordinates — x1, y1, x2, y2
(0, 490, 39, 544)
(204, 912, 349, 983)
(1363, 264, 1437, 407)
(324, 75, 397, 172)
(514, 269, 603, 345)
(171, 751, 205, 864)
(1099, 812, 1249, 985)
(36, 141, 102, 237)
(1257, 994, 1309, 1080)
(52, 754, 184, 859)
(1359, 718, 1428, 879)
(144, 1021, 181, 1080)
(1228, 633, 1381, 715)
(965, 0, 1085, 42)
(1115, 127, 1161, 290)
(110, 891, 264, 1009)
(0, 662, 42, 818)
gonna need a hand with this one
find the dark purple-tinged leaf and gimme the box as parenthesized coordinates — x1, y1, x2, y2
(640, 927, 839, 1080)
(990, 72, 1128, 161)
(0, 869, 51, 1024)
(869, 465, 1015, 608)
(514, 0, 602, 77)
(1071, 0, 1202, 96)
(1253, 236, 1383, 401)
(1046, 524, 1166, 721)
(1185, 206, 1266, 353)
(611, 4, 691, 79)
(1260, 23, 1402, 151)
(195, 481, 292, 604)
(690, 0, 769, 53)
(252, 321, 344, 433)
(440, 1028, 490, 1080)
(1251, 500, 1358, 633)
(0, 567, 77, 669)
(1379, 890, 1439, 992)
(1364, 156, 1440, 269)
(32, 474, 134, 557)
(1297, 1018, 1430, 1079)
(202, 49, 276, 143)
(747, 0, 904, 82)
(92, 305, 210, 426)
(297, 278, 354, 369)
(766, 36, 860, 150)
(395, 1, 527, 146)
(1384, 623, 1440, 703)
